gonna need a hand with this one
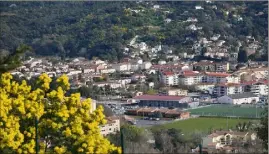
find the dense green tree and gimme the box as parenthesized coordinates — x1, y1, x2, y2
(0, 45, 32, 73)
(256, 108, 268, 150)
(237, 47, 248, 63)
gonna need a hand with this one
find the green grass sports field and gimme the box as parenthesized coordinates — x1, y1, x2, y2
(154, 117, 256, 134)
(186, 105, 264, 118)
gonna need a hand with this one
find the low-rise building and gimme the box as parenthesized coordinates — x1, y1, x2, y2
(100, 116, 120, 136)
(194, 83, 215, 94)
(217, 92, 259, 104)
(133, 95, 192, 108)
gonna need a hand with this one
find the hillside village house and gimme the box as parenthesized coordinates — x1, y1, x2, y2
(217, 92, 259, 104)
(233, 67, 268, 82)
(192, 61, 216, 72)
(99, 116, 120, 136)
(199, 131, 257, 153)
(133, 95, 192, 108)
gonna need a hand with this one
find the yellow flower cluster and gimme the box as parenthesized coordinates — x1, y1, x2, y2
(0, 73, 121, 154)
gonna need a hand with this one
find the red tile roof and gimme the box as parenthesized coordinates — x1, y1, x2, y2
(241, 80, 268, 85)
(162, 71, 174, 76)
(133, 95, 185, 101)
(205, 72, 230, 77)
(182, 71, 200, 77)
(152, 64, 183, 70)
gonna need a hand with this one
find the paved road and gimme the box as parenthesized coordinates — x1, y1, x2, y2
(135, 116, 199, 127)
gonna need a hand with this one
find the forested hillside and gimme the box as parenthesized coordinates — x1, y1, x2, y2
(0, 1, 268, 61)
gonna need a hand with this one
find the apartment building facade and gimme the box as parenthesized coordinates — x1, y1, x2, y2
(213, 83, 243, 97)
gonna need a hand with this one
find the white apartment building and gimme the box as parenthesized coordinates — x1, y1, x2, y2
(213, 83, 243, 97)
(161, 72, 179, 86)
(203, 72, 231, 83)
(100, 117, 120, 136)
(179, 71, 201, 85)
(251, 83, 268, 96)
(243, 80, 269, 96)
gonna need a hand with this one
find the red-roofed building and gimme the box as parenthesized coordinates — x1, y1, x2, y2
(202, 72, 240, 84)
(133, 95, 191, 108)
(160, 71, 179, 86)
(179, 71, 202, 85)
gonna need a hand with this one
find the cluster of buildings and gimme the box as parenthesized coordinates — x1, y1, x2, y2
(12, 55, 268, 107)
(159, 61, 268, 99)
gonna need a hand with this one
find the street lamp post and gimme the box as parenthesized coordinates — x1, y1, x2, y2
(120, 128, 125, 154)
(35, 117, 39, 154)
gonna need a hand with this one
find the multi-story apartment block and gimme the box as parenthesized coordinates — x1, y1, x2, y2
(203, 72, 231, 83)
(242, 80, 268, 96)
(215, 62, 230, 72)
(161, 71, 179, 86)
(178, 71, 201, 85)
(213, 83, 243, 97)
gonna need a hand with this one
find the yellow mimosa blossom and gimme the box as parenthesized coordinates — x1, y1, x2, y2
(0, 73, 121, 154)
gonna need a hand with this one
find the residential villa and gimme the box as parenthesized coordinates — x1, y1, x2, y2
(99, 116, 120, 136)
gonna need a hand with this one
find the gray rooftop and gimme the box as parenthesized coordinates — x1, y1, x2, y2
(228, 92, 258, 99)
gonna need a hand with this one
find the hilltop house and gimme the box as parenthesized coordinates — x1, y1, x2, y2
(198, 131, 257, 153)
